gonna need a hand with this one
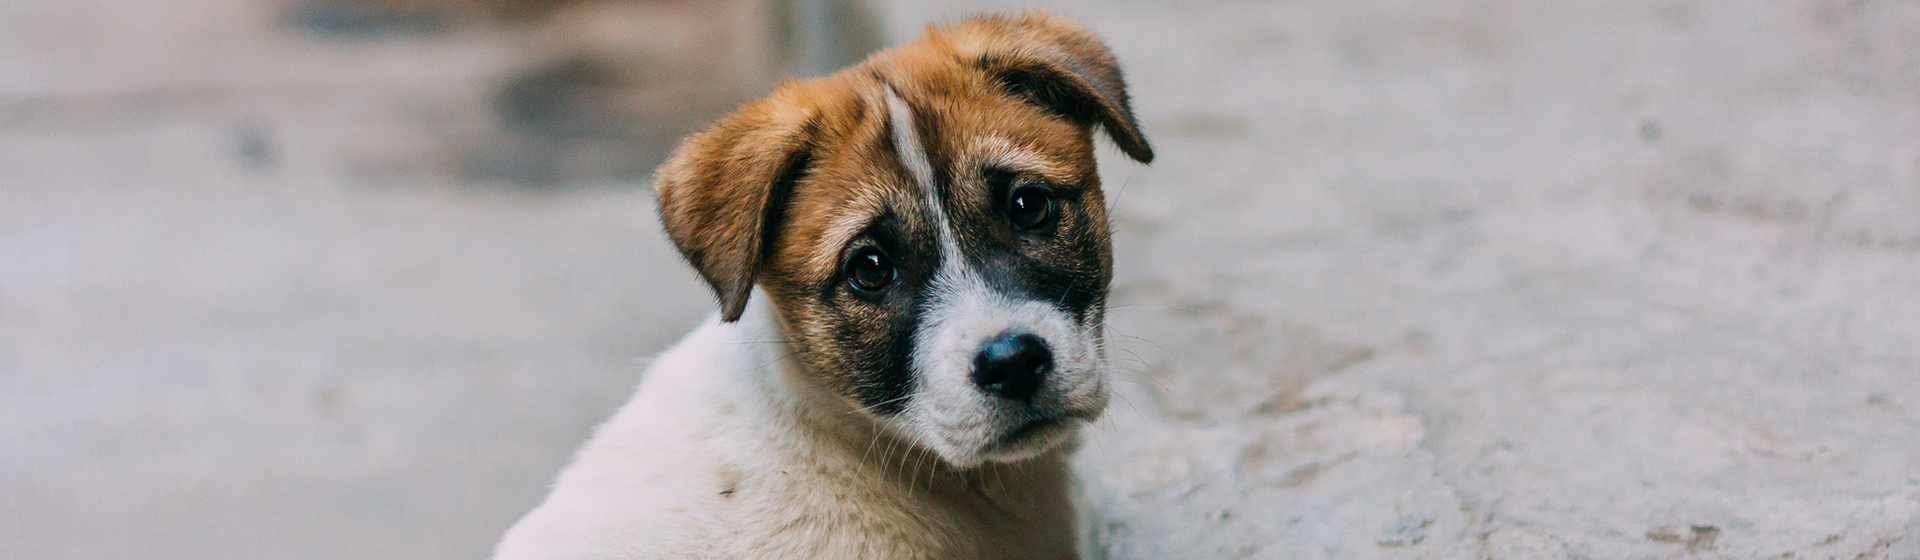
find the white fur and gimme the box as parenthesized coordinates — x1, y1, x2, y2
(492, 298, 1082, 560)
(887, 87, 939, 201)
(885, 87, 1109, 468)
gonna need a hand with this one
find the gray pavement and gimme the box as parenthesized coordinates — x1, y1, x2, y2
(4, 1, 1918, 559)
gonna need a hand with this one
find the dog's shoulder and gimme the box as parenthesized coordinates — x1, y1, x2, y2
(493, 315, 771, 559)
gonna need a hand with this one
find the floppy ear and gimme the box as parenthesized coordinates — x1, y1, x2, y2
(654, 97, 817, 322)
(955, 11, 1154, 164)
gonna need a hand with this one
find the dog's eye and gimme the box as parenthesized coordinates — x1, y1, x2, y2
(1009, 183, 1056, 231)
(844, 247, 895, 294)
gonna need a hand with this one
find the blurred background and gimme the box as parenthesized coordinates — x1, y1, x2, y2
(2, 0, 1917, 558)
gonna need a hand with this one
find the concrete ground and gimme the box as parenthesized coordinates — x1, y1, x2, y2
(3, 1, 1917, 559)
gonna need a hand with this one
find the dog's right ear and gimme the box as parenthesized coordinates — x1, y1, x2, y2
(655, 94, 818, 323)
(951, 11, 1155, 164)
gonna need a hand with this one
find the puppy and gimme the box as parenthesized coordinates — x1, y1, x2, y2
(494, 11, 1153, 560)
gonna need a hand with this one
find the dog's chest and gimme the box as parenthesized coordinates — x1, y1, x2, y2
(708, 450, 1078, 560)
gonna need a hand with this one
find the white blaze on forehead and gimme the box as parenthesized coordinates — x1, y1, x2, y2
(884, 86, 954, 253)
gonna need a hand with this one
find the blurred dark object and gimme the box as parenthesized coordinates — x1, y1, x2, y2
(233, 119, 278, 170)
(286, 0, 459, 35)
(482, 0, 883, 184)
(279, 0, 880, 185)
(477, 0, 797, 183)
(285, 0, 581, 34)
(497, 58, 622, 138)
(790, 0, 883, 78)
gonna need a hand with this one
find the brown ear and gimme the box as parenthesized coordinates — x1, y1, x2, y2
(954, 11, 1154, 164)
(654, 96, 817, 322)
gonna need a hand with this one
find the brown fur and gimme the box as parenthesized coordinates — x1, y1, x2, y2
(655, 10, 1152, 409)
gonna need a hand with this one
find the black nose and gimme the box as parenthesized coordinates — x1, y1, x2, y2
(971, 332, 1052, 402)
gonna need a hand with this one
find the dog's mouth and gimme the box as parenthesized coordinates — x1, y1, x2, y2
(984, 412, 1091, 458)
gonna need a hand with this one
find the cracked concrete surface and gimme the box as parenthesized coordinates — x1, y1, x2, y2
(4, 0, 1918, 559)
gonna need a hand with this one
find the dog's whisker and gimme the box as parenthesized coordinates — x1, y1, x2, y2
(858, 427, 884, 468)
(745, 347, 810, 374)
(1108, 331, 1172, 355)
(1112, 372, 1166, 392)
(1107, 348, 1151, 367)
(929, 452, 945, 493)
(1113, 347, 1172, 386)
(880, 432, 898, 471)
(1108, 386, 1147, 420)
(1113, 360, 1168, 386)
(1110, 362, 1171, 392)
(920, 449, 937, 493)
(921, 452, 936, 490)
(907, 446, 925, 493)
(999, 462, 1013, 500)
(1105, 173, 1136, 215)
(1113, 357, 1155, 373)
(1088, 417, 1115, 469)
(848, 394, 914, 415)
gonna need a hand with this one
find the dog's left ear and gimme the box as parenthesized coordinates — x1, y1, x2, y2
(654, 92, 818, 322)
(955, 11, 1154, 164)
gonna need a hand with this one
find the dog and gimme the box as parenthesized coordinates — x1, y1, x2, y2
(493, 11, 1153, 559)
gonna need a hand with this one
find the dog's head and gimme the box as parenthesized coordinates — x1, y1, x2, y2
(654, 12, 1151, 468)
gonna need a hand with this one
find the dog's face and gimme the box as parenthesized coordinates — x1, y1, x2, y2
(655, 12, 1152, 468)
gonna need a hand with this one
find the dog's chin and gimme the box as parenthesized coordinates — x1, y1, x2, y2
(924, 414, 1092, 468)
(979, 416, 1083, 463)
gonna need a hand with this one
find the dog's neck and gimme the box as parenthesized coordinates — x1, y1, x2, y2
(763, 309, 888, 455)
